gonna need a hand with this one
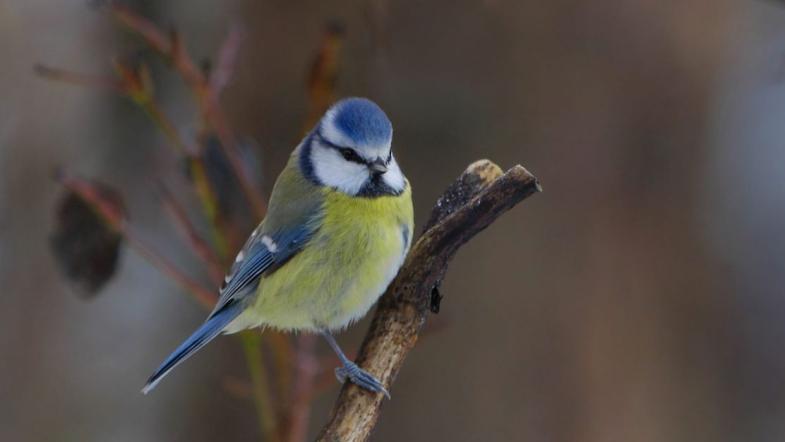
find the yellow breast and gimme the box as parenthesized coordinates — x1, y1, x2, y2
(235, 183, 413, 332)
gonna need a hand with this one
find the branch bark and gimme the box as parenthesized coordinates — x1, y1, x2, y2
(316, 160, 541, 441)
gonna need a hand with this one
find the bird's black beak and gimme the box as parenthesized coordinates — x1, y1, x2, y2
(369, 158, 388, 175)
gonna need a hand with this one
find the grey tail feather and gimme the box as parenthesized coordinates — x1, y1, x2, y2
(141, 301, 242, 394)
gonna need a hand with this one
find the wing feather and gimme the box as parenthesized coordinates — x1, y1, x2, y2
(209, 225, 314, 318)
(209, 151, 324, 318)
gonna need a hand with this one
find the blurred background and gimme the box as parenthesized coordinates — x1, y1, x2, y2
(2, 0, 785, 440)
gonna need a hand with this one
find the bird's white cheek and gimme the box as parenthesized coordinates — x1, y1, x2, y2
(382, 158, 406, 192)
(311, 146, 368, 195)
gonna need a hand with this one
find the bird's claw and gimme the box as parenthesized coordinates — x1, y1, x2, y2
(335, 361, 390, 398)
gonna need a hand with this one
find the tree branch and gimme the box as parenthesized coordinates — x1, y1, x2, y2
(316, 159, 541, 441)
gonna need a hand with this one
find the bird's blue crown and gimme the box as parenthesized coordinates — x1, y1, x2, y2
(322, 97, 392, 148)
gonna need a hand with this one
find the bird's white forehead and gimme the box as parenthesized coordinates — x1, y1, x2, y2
(320, 108, 353, 146)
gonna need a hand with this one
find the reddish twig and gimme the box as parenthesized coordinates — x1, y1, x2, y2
(158, 183, 225, 284)
(286, 335, 319, 442)
(111, 4, 266, 218)
(125, 230, 217, 309)
(33, 64, 125, 93)
(209, 25, 244, 97)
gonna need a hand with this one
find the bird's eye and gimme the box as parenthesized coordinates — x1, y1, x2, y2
(339, 148, 364, 164)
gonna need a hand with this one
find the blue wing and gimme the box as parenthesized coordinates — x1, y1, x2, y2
(210, 225, 314, 318)
(142, 225, 315, 393)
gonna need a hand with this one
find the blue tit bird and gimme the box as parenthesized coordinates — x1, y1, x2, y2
(142, 97, 413, 396)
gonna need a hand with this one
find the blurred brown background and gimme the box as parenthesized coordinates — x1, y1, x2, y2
(3, 0, 785, 440)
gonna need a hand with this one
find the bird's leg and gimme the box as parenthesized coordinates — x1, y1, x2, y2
(319, 330, 390, 398)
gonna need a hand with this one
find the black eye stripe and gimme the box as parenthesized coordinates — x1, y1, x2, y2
(316, 133, 367, 164)
(339, 148, 365, 164)
(315, 132, 393, 166)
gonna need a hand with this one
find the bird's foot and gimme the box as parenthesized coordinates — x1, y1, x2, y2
(335, 361, 390, 398)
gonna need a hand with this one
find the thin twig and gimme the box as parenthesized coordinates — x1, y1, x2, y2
(285, 335, 319, 442)
(316, 160, 541, 442)
(111, 4, 267, 218)
(209, 25, 244, 97)
(266, 332, 294, 414)
(158, 183, 225, 284)
(242, 332, 281, 442)
(33, 64, 125, 92)
(124, 229, 216, 309)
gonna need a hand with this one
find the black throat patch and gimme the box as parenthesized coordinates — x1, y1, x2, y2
(357, 174, 403, 198)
